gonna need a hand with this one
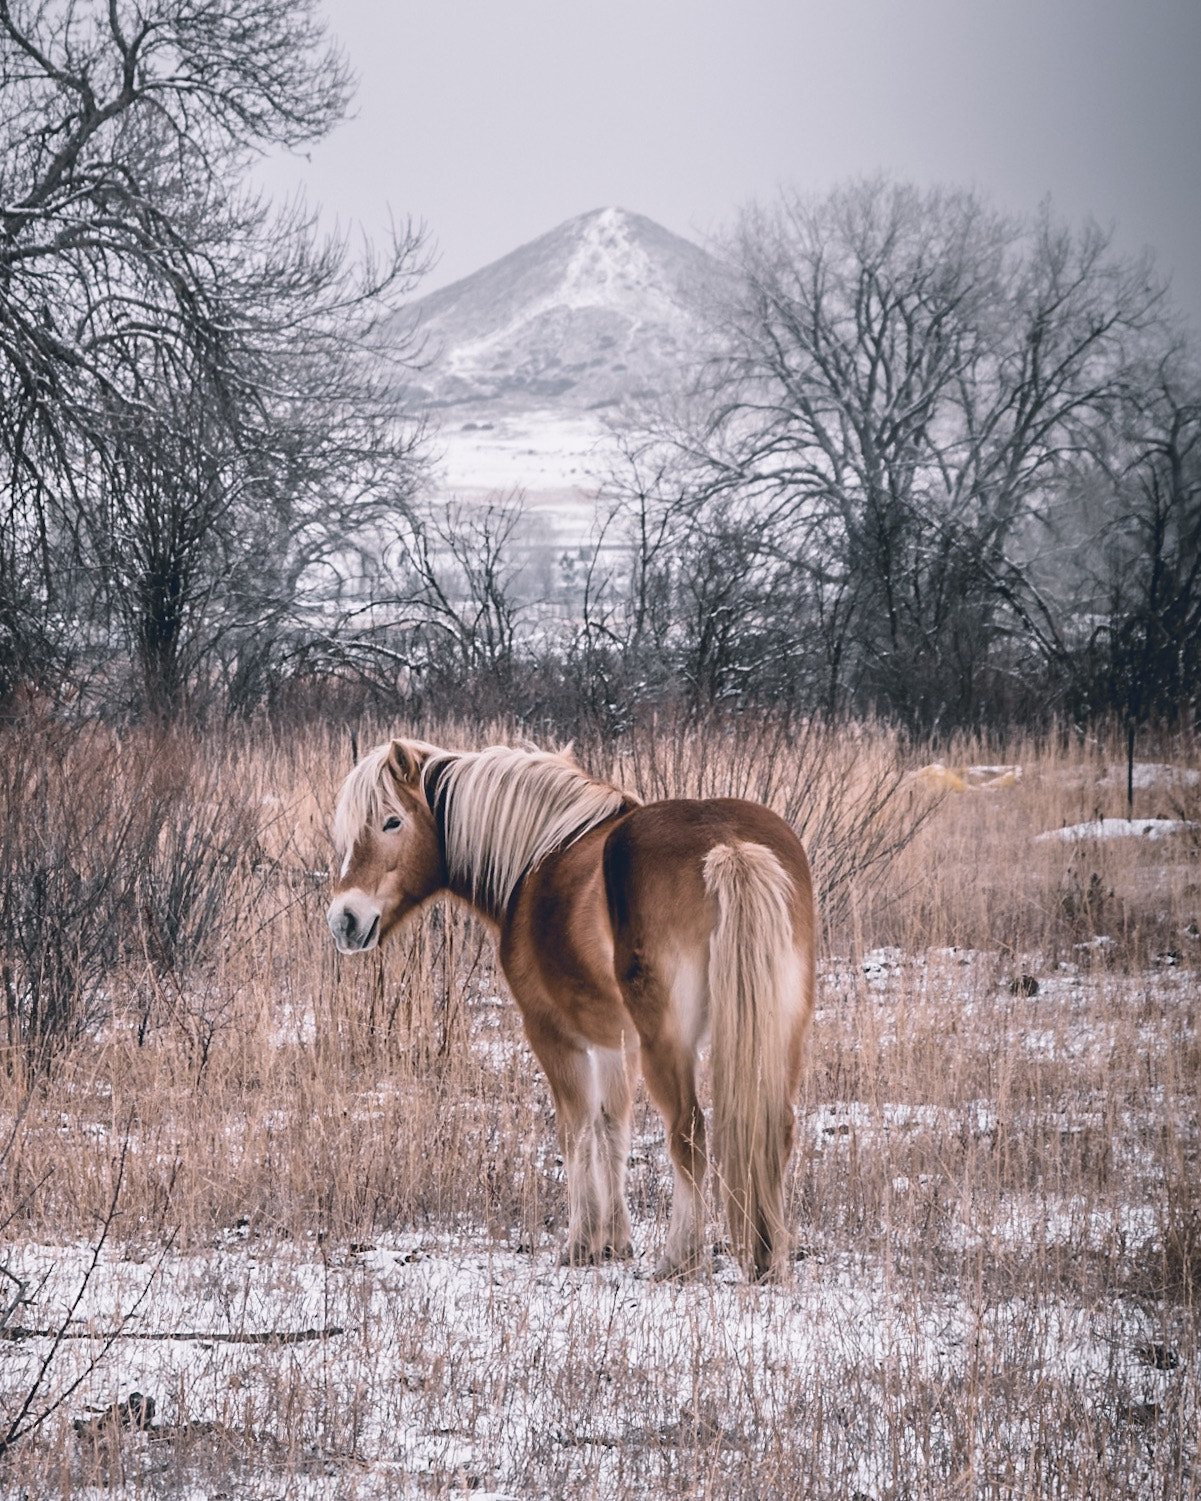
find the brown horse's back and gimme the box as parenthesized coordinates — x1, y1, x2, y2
(600, 797, 815, 1116)
(603, 797, 814, 960)
(505, 798, 814, 1052)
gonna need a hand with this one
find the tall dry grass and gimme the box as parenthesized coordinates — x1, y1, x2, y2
(0, 712, 1196, 1496)
(876, 727, 1200, 965)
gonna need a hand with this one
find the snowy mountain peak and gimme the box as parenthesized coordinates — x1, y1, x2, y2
(556, 206, 676, 308)
(402, 207, 727, 413)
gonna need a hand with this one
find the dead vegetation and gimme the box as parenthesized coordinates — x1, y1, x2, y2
(0, 713, 1197, 1497)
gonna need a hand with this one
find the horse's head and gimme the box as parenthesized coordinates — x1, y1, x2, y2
(327, 738, 446, 953)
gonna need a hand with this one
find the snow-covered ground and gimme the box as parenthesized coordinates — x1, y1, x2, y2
(4, 1212, 1188, 1500)
(1098, 762, 1201, 793)
(4, 951, 1196, 1498)
(430, 407, 614, 547)
(435, 410, 608, 496)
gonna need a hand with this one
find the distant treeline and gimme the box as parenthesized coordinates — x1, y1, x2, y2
(577, 181, 1201, 735)
(1, 3, 1196, 733)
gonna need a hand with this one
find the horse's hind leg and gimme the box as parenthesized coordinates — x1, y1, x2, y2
(638, 1035, 707, 1279)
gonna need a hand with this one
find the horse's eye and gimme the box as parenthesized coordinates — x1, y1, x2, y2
(382, 816, 403, 833)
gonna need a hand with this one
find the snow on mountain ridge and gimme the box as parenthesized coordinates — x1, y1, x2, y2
(404, 206, 727, 413)
(555, 207, 679, 311)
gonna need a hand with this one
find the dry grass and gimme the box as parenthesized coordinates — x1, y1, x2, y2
(878, 729, 1201, 965)
(0, 715, 1197, 1497)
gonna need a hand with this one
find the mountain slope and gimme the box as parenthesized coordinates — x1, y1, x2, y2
(404, 207, 727, 413)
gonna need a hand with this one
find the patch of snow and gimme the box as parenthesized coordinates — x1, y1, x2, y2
(861, 946, 905, 978)
(269, 999, 316, 1047)
(809, 1099, 996, 1146)
(1099, 762, 1201, 792)
(4, 1225, 1183, 1499)
(430, 407, 613, 546)
(1035, 817, 1199, 843)
(9, 955, 1194, 1496)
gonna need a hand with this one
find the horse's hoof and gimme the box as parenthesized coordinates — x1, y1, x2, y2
(558, 1242, 601, 1268)
(604, 1241, 634, 1262)
(652, 1253, 703, 1282)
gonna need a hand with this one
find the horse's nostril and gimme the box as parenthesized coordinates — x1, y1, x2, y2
(328, 906, 355, 944)
(328, 897, 384, 952)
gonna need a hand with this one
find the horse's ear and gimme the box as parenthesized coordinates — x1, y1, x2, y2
(387, 739, 427, 786)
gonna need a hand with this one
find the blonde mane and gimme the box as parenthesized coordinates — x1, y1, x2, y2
(425, 745, 632, 916)
(332, 742, 408, 859)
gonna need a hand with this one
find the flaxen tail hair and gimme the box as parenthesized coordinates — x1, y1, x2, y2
(703, 840, 800, 1280)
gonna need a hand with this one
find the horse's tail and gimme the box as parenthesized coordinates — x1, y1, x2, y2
(703, 839, 805, 1280)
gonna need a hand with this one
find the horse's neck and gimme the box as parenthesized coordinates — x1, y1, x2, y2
(439, 805, 511, 923)
(433, 750, 628, 922)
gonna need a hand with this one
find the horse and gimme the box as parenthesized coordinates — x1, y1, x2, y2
(326, 738, 816, 1281)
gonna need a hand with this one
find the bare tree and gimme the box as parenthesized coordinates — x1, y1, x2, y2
(1077, 355, 1201, 759)
(570, 429, 699, 720)
(627, 180, 1170, 726)
(388, 493, 529, 683)
(0, 0, 427, 712)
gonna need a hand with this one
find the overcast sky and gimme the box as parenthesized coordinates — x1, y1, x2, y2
(259, 0, 1201, 326)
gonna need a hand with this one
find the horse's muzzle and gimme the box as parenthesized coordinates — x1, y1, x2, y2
(327, 897, 381, 953)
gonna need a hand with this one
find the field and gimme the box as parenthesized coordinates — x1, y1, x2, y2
(1, 715, 1198, 1498)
